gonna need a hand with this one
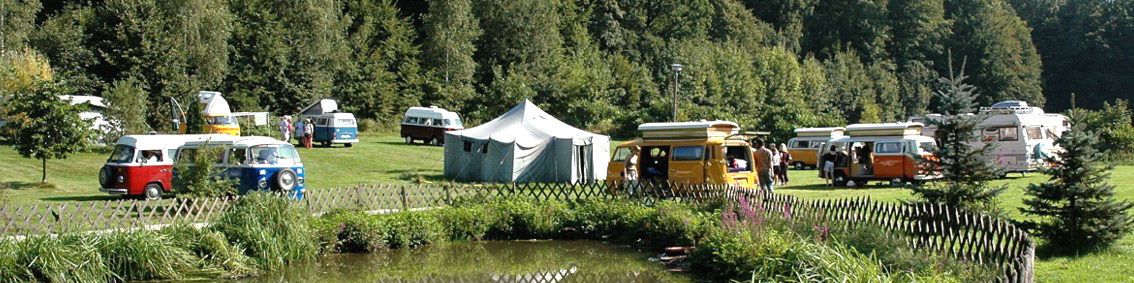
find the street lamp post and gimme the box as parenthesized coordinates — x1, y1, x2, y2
(670, 64, 683, 122)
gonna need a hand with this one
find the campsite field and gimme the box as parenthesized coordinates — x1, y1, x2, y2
(0, 131, 1131, 281)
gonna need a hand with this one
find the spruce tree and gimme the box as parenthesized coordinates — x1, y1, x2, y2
(1020, 111, 1134, 251)
(909, 58, 1006, 215)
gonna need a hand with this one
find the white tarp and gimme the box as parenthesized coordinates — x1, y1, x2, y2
(444, 100, 609, 183)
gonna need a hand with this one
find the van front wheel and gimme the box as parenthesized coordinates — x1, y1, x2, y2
(430, 138, 440, 146)
(143, 183, 163, 201)
(793, 162, 805, 170)
(404, 136, 413, 144)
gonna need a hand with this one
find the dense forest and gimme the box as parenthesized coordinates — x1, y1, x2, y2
(1, 0, 1132, 138)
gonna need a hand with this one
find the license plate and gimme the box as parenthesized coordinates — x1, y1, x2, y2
(341, 134, 351, 138)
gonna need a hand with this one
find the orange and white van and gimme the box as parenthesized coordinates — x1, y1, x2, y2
(818, 123, 939, 186)
(608, 121, 759, 188)
(786, 127, 844, 169)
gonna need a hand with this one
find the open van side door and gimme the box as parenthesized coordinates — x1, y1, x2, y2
(170, 97, 186, 133)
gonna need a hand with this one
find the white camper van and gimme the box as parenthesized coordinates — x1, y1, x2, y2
(909, 101, 1069, 175)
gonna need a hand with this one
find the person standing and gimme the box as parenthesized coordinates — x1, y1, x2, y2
(779, 143, 791, 185)
(278, 115, 292, 142)
(303, 118, 315, 149)
(623, 146, 641, 194)
(293, 119, 304, 145)
(770, 145, 782, 186)
(753, 139, 775, 193)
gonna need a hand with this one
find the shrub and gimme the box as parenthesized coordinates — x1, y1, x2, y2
(211, 193, 317, 270)
(93, 230, 197, 281)
(162, 224, 256, 277)
(382, 211, 446, 248)
(330, 211, 390, 252)
(357, 118, 381, 133)
(435, 204, 500, 241)
(10, 235, 110, 282)
(569, 198, 653, 239)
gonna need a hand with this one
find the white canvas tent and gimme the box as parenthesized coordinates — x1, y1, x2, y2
(444, 100, 609, 183)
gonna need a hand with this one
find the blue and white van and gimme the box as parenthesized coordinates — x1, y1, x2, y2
(308, 112, 359, 147)
(296, 98, 360, 147)
(176, 136, 306, 199)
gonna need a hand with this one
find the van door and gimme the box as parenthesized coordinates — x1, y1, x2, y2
(640, 146, 670, 182)
(872, 141, 905, 178)
(668, 146, 706, 184)
(607, 147, 630, 182)
(316, 117, 331, 141)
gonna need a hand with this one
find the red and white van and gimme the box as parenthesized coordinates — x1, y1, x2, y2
(98, 134, 231, 200)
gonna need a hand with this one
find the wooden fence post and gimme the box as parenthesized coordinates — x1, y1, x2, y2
(400, 185, 408, 211)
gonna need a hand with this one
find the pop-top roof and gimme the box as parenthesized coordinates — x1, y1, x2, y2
(301, 98, 340, 115)
(638, 120, 739, 140)
(794, 127, 845, 138)
(845, 122, 924, 137)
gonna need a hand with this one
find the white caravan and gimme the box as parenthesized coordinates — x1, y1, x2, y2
(909, 101, 1069, 175)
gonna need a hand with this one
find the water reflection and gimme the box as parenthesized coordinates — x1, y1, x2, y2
(230, 240, 693, 282)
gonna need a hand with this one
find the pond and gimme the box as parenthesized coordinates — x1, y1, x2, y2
(230, 240, 695, 282)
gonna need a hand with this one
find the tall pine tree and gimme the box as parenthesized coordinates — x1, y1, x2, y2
(1021, 111, 1134, 251)
(909, 57, 1006, 215)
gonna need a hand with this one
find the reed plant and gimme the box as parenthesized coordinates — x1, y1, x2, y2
(8, 235, 110, 282)
(211, 193, 317, 270)
(162, 224, 256, 277)
(93, 229, 197, 281)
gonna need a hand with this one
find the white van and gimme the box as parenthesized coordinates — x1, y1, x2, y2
(401, 106, 464, 145)
(909, 100, 1069, 175)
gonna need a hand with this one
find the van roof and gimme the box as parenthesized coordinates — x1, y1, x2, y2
(638, 120, 738, 131)
(794, 127, 845, 138)
(845, 122, 924, 137)
(116, 134, 233, 149)
(181, 136, 293, 148)
(615, 137, 748, 147)
(828, 134, 935, 143)
(404, 106, 460, 119)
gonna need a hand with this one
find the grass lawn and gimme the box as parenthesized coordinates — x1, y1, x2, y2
(0, 131, 1131, 281)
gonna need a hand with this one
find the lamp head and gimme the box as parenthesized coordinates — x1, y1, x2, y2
(670, 64, 683, 72)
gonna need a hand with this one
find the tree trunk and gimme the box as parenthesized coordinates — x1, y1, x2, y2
(41, 158, 47, 184)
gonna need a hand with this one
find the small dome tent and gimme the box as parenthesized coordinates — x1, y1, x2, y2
(443, 100, 610, 183)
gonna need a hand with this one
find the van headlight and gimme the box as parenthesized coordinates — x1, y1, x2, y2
(297, 177, 305, 186)
(117, 175, 125, 183)
(258, 179, 268, 189)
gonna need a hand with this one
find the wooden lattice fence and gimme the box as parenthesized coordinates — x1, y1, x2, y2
(0, 182, 1033, 282)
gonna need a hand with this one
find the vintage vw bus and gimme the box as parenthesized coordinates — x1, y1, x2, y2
(297, 98, 360, 147)
(401, 106, 463, 146)
(787, 127, 845, 170)
(176, 136, 306, 199)
(608, 121, 759, 188)
(99, 134, 231, 200)
(818, 123, 939, 186)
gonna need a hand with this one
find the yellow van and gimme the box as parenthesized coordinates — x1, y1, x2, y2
(607, 121, 758, 188)
(786, 127, 844, 169)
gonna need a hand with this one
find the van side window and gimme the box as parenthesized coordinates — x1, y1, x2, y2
(791, 140, 810, 148)
(432, 119, 444, 127)
(318, 118, 329, 126)
(672, 146, 704, 161)
(229, 148, 247, 165)
(405, 117, 418, 124)
(1026, 126, 1043, 140)
(420, 118, 432, 125)
(612, 148, 631, 162)
(998, 127, 1019, 141)
(875, 142, 902, 154)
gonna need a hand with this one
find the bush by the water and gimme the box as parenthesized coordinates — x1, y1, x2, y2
(212, 193, 317, 270)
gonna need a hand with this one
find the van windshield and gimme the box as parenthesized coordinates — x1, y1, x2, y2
(445, 119, 463, 127)
(249, 145, 301, 166)
(107, 145, 135, 163)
